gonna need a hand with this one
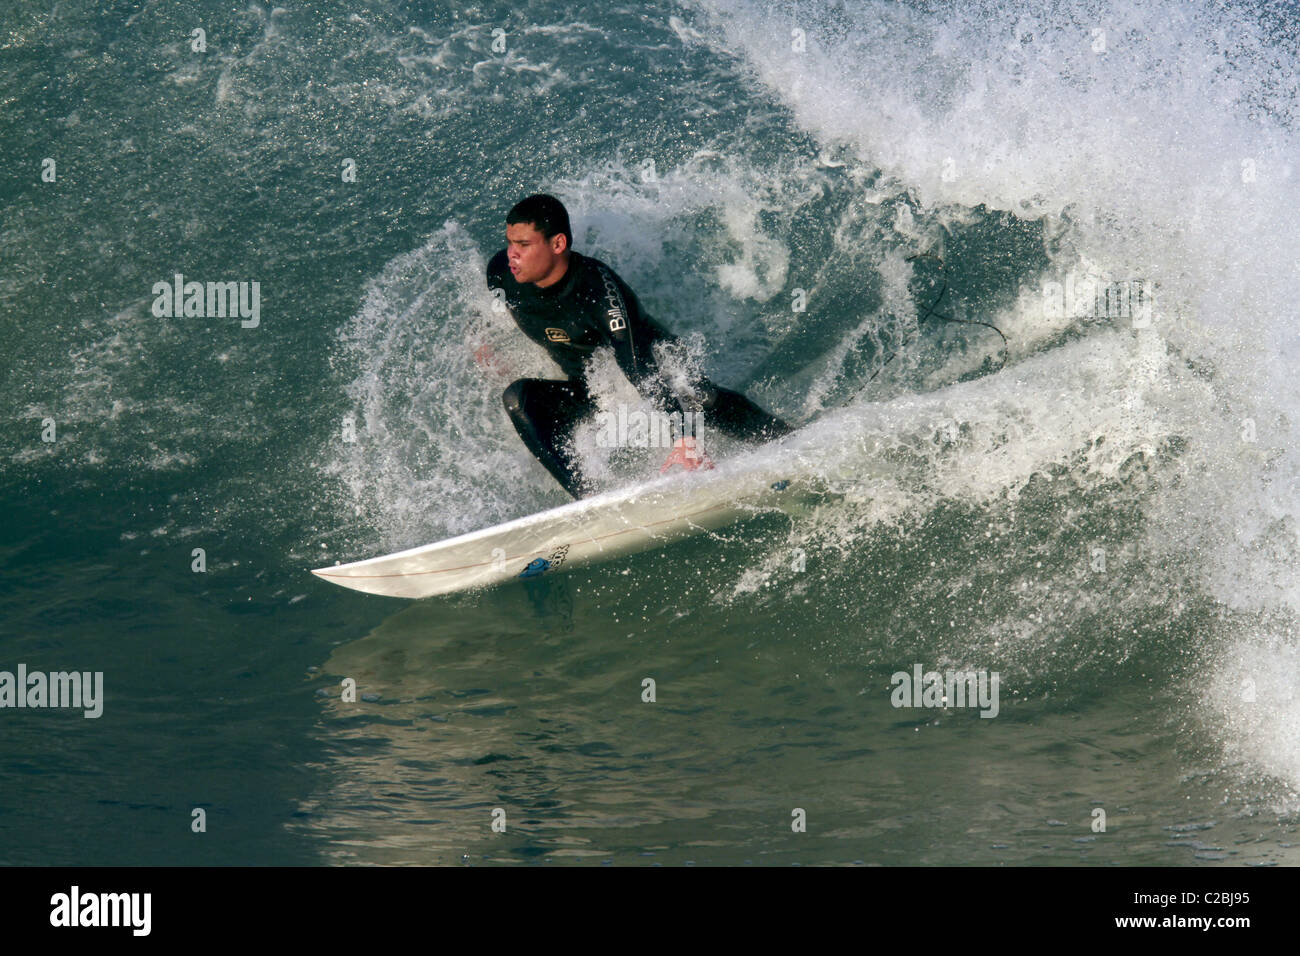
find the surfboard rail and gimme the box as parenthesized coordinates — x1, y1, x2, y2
(310, 463, 804, 599)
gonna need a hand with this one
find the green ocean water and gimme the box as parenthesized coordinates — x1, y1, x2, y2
(3, 0, 1300, 865)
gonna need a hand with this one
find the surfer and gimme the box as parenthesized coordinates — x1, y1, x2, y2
(484, 194, 792, 499)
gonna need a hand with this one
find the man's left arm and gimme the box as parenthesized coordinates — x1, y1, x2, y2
(593, 263, 713, 471)
(593, 263, 685, 418)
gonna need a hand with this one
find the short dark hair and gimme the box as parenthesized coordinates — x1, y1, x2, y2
(506, 194, 572, 249)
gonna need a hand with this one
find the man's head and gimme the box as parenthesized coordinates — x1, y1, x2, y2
(505, 194, 573, 286)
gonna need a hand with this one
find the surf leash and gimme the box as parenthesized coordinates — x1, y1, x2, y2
(835, 252, 1008, 410)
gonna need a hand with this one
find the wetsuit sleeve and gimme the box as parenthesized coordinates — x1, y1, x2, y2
(589, 262, 685, 419)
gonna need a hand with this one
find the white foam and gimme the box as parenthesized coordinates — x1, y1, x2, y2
(689, 0, 1300, 791)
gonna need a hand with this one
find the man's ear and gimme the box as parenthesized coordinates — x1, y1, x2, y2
(551, 233, 568, 255)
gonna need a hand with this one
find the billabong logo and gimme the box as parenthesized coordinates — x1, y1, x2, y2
(599, 268, 628, 332)
(545, 327, 571, 342)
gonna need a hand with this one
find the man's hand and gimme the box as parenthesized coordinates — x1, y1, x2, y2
(660, 436, 715, 474)
(473, 343, 511, 379)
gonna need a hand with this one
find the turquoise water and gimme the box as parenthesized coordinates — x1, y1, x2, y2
(3, 0, 1300, 865)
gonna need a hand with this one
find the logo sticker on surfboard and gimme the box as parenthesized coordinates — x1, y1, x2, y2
(519, 543, 571, 578)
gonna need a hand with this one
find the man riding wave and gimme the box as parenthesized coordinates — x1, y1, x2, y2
(485, 193, 792, 499)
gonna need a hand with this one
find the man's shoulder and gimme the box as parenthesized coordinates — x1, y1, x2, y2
(574, 251, 615, 279)
(571, 252, 635, 297)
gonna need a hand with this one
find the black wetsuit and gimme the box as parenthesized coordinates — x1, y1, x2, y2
(487, 248, 792, 498)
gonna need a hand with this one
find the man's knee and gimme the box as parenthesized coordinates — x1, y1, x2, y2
(502, 379, 529, 417)
(694, 379, 720, 410)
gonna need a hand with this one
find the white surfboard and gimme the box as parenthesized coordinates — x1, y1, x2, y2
(311, 460, 810, 599)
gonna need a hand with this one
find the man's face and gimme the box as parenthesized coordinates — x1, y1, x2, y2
(506, 221, 566, 284)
